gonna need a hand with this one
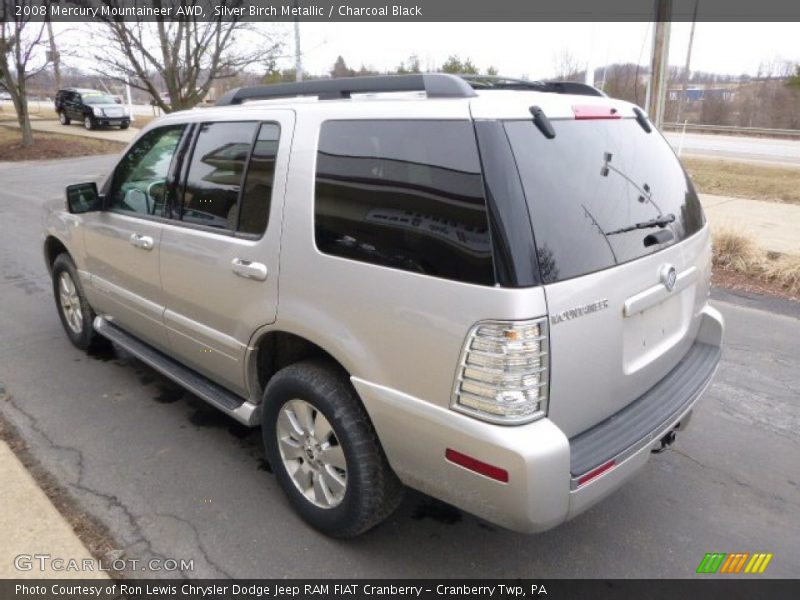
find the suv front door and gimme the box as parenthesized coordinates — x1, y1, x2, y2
(82, 123, 189, 351)
(159, 112, 294, 395)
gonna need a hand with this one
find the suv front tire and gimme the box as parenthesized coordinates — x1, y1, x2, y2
(84, 115, 95, 130)
(261, 360, 403, 538)
(51, 254, 104, 351)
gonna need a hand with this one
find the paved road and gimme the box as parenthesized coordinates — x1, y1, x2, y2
(1, 156, 798, 578)
(664, 131, 800, 167)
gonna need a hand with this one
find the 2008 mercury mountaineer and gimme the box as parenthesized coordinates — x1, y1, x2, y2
(42, 74, 723, 538)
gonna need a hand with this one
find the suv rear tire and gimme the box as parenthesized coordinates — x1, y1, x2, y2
(84, 115, 95, 130)
(261, 360, 403, 538)
(51, 254, 105, 351)
(58, 111, 70, 125)
(120, 122, 130, 130)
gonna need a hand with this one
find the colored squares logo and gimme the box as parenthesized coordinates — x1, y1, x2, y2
(696, 553, 773, 574)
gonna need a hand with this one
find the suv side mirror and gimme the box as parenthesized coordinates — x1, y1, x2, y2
(66, 182, 103, 214)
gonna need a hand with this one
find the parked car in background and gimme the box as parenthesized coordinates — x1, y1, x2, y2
(54, 88, 131, 130)
(150, 92, 171, 109)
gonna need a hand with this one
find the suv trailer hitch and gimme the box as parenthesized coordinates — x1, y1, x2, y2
(651, 430, 677, 454)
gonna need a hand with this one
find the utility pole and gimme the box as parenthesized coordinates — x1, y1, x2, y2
(294, 1, 303, 82)
(645, 0, 672, 129)
(585, 23, 595, 88)
(675, 0, 699, 124)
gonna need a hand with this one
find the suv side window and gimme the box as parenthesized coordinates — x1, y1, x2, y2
(237, 123, 280, 235)
(314, 120, 494, 285)
(180, 121, 258, 230)
(108, 124, 186, 216)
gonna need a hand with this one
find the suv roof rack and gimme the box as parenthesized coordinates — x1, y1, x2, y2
(215, 73, 478, 106)
(459, 75, 606, 97)
(215, 73, 606, 107)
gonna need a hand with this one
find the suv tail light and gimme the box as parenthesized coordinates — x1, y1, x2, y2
(451, 318, 549, 424)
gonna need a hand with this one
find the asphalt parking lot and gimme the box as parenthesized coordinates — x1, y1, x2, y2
(1, 155, 798, 578)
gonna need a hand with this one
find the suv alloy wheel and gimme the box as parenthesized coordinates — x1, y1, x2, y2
(262, 360, 403, 538)
(51, 254, 105, 351)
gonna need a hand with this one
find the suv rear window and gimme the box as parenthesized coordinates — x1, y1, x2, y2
(314, 120, 494, 285)
(505, 119, 704, 283)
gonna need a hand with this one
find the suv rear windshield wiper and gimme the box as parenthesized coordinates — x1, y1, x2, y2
(607, 213, 675, 236)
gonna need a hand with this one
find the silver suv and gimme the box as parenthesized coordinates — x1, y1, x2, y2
(43, 74, 723, 538)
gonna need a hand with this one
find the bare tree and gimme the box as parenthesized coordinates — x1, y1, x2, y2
(0, 0, 49, 146)
(86, 3, 282, 112)
(552, 49, 584, 82)
(395, 54, 421, 75)
(700, 93, 732, 126)
(791, 65, 800, 89)
(603, 63, 647, 105)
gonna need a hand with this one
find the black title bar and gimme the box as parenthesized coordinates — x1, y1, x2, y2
(3, 579, 800, 600)
(3, 0, 800, 22)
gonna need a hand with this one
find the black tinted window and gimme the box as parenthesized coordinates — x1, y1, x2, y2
(315, 120, 493, 285)
(181, 122, 258, 230)
(238, 123, 280, 235)
(505, 119, 704, 283)
(108, 124, 186, 216)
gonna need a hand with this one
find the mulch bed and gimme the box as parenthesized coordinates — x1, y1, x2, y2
(713, 267, 800, 303)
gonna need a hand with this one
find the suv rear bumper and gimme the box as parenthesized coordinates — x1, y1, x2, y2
(353, 305, 723, 533)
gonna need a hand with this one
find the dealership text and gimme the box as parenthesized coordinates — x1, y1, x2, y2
(15, 583, 548, 597)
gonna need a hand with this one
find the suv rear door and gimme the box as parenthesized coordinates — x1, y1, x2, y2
(158, 112, 294, 396)
(66, 91, 83, 121)
(502, 117, 710, 438)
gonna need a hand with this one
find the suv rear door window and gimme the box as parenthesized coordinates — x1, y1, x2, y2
(504, 118, 704, 283)
(314, 120, 494, 285)
(237, 123, 280, 235)
(180, 121, 258, 230)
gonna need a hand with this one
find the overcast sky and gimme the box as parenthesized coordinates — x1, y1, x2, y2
(283, 22, 799, 78)
(53, 21, 798, 80)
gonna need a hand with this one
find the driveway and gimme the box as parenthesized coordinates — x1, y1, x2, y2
(2, 118, 139, 144)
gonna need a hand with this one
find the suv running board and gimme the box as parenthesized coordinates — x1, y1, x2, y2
(93, 316, 259, 427)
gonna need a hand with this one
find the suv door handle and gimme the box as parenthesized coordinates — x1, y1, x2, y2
(231, 258, 268, 281)
(129, 233, 154, 250)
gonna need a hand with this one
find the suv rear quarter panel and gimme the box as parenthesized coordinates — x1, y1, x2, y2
(273, 106, 549, 409)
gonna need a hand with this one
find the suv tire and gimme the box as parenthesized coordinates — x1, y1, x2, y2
(84, 115, 95, 130)
(261, 360, 403, 538)
(58, 111, 70, 125)
(120, 122, 130, 130)
(51, 254, 105, 351)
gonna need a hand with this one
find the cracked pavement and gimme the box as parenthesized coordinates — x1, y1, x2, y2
(0, 156, 798, 578)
